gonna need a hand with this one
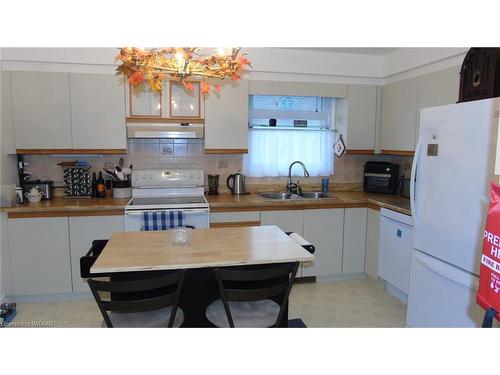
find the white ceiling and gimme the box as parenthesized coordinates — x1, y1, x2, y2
(289, 47, 399, 56)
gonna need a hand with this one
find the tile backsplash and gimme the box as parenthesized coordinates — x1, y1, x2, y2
(22, 139, 413, 192)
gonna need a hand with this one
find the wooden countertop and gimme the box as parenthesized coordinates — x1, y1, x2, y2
(1, 191, 411, 217)
(1, 197, 130, 218)
(207, 191, 411, 216)
(91, 225, 315, 274)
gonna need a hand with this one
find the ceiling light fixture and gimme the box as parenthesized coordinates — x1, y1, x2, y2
(115, 47, 252, 94)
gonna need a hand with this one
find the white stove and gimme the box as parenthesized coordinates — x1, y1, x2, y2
(125, 168, 209, 231)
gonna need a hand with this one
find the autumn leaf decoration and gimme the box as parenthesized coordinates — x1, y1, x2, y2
(115, 47, 252, 95)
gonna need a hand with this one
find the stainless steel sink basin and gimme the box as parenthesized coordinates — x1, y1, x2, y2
(259, 192, 299, 200)
(301, 192, 330, 199)
(259, 191, 332, 200)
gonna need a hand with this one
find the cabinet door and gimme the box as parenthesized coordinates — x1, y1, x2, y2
(11, 71, 72, 149)
(70, 74, 127, 150)
(303, 209, 344, 277)
(342, 208, 367, 274)
(364, 208, 381, 279)
(1, 71, 16, 154)
(168, 81, 202, 118)
(127, 83, 162, 117)
(69, 215, 125, 292)
(204, 80, 248, 153)
(261, 210, 303, 277)
(346, 85, 377, 151)
(415, 66, 460, 141)
(8, 217, 72, 295)
(380, 78, 417, 152)
(260, 210, 303, 234)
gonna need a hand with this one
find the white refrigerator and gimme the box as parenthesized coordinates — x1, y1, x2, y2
(407, 98, 500, 327)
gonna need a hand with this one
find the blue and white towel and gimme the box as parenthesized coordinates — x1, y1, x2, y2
(142, 211, 185, 231)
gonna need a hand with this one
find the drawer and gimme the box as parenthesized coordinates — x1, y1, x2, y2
(210, 211, 261, 223)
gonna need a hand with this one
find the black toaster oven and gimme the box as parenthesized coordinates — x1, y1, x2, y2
(363, 162, 399, 194)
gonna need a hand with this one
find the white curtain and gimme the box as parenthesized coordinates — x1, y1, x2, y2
(243, 129, 334, 177)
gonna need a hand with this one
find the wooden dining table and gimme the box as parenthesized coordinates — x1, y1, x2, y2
(90, 225, 315, 327)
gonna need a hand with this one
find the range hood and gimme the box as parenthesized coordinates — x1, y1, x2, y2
(127, 123, 204, 139)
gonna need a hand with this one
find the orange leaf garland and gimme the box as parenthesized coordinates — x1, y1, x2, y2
(129, 71, 145, 86)
(115, 47, 252, 94)
(182, 80, 194, 92)
(200, 81, 210, 95)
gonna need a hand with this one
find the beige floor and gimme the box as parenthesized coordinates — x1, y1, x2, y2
(8, 278, 407, 328)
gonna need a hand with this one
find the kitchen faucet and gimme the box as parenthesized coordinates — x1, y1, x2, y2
(287, 161, 310, 195)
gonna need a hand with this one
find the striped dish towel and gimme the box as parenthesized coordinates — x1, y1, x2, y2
(142, 211, 185, 231)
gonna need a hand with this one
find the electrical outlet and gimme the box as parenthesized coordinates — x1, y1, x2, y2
(217, 160, 228, 169)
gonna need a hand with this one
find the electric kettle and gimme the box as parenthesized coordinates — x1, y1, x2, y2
(226, 171, 247, 195)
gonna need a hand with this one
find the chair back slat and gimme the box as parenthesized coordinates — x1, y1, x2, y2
(213, 261, 299, 327)
(90, 272, 181, 293)
(218, 263, 295, 282)
(87, 268, 186, 328)
(102, 293, 176, 313)
(224, 283, 289, 302)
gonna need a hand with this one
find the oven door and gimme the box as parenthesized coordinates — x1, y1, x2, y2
(125, 208, 210, 231)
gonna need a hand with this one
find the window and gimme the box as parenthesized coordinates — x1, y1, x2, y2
(243, 95, 335, 177)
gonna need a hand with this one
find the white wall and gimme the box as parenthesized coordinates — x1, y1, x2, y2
(0, 47, 469, 85)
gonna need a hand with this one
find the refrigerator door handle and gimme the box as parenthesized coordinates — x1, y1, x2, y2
(410, 136, 423, 228)
(414, 251, 479, 290)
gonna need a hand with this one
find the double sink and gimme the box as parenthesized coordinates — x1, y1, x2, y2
(259, 191, 332, 200)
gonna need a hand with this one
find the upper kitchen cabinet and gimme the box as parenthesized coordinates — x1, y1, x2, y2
(415, 66, 460, 139)
(204, 79, 249, 153)
(380, 67, 461, 155)
(168, 81, 202, 119)
(126, 82, 163, 118)
(337, 85, 377, 153)
(70, 74, 127, 151)
(11, 71, 73, 151)
(126, 80, 203, 120)
(1, 71, 16, 154)
(380, 77, 418, 154)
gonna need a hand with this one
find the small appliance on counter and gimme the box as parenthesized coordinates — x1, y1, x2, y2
(207, 174, 220, 195)
(399, 176, 411, 198)
(22, 180, 54, 200)
(363, 161, 399, 194)
(226, 171, 248, 195)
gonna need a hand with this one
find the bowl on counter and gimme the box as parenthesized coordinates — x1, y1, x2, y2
(169, 227, 192, 246)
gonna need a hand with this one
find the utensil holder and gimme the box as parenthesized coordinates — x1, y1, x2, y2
(112, 180, 132, 199)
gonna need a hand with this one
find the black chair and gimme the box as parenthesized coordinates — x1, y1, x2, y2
(88, 269, 186, 328)
(205, 262, 299, 328)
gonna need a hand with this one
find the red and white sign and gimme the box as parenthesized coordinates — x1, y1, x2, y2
(477, 183, 500, 321)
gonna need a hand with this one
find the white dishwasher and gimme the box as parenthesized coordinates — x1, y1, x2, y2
(378, 208, 413, 301)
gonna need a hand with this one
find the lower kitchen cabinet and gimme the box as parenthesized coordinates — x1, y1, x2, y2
(303, 209, 344, 277)
(260, 210, 304, 235)
(342, 208, 367, 274)
(7, 217, 72, 295)
(69, 215, 125, 292)
(364, 208, 381, 279)
(261, 210, 304, 277)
